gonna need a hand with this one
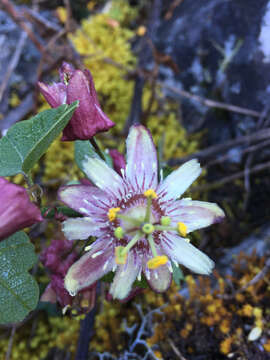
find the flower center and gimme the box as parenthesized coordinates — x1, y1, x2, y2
(108, 188, 188, 269)
(142, 223, 155, 234)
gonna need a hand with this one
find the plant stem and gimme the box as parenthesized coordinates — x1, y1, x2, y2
(89, 137, 106, 161)
(75, 303, 96, 360)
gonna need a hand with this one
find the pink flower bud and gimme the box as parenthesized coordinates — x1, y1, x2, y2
(40, 239, 77, 277)
(40, 283, 57, 303)
(109, 149, 126, 176)
(41, 238, 97, 309)
(51, 274, 73, 306)
(38, 62, 115, 141)
(0, 178, 42, 240)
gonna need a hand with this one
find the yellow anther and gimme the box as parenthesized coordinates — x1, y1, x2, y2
(144, 189, 157, 199)
(115, 246, 128, 265)
(114, 227, 124, 239)
(108, 207, 120, 222)
(177, 222, 188, 237)
(142, 223, 155, 234)
(147, 255, 168, 269)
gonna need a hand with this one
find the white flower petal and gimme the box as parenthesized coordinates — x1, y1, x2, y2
(168, 199, 225, 232)
(62, 217, 103, 240)
(109, 252, 141, 300)
(58, 185, 109, 216)
(162, 233, 214, 275)
(65, 239, 114, 296)
(158, 159, 201, 200)
(143, 261, 172, 292)
(125, 125, 158, 191)
(82, 157, 125, 197)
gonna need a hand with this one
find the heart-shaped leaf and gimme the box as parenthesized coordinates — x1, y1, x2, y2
(0, 102, 78, 176)
(0, 232, 39, 324)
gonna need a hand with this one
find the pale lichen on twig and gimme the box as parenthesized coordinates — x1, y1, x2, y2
(91, 304, 165, 360)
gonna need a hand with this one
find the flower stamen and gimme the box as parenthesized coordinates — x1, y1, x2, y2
(177, 222, 188, 237)
(108, 207, 120, 221)
(144, 189, 157, 223)
(115, 246, 127, 265)
(147, 255, 168, 269)
(114, 232, 143, 265)
(122, 232, 142, 254)
(147, 234, 158, 257)
(144, 189, 157, 199)
(155, 225, 176, 231)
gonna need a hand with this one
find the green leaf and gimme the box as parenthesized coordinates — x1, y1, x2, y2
(101, 271, 115, 283)
(102, 151, 113, 168)
(172, 262, 184, 286)
(0, 102, 78, 176)
(37, 301, 61, 317)
(41, 206, 82, 219)
(0, 232, 39, 324)
(133, 274, 149, 289)
(74, 140, 97, 173)
(162, 165, 174, 179)
(75, 139, 114, 175)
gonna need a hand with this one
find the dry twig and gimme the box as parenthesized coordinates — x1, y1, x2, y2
(168, 127, 270, 166)
(5, 326, 16, 360)
(205, 139, 270, 168)
(238, 258, 270, 293)
(191, 160, 270, 193)
(221, 258, 270, 300)
(168, 338, 187, 360)
(160, 82, 261, 118)
(1, 0, 44, 53)
(0, 30, 27, 102)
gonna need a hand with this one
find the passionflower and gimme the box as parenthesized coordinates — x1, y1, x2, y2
(38, 62, 115, 141)
(59, 125, 225, 300)
(0, 178, 42, 241)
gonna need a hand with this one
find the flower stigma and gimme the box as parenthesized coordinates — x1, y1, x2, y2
(114, 226, 124, 239)
(161, 216, 171, 226)
(142, 223, 155, 234)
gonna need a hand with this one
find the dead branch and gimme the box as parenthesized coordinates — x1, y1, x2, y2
(205, 139, 270, 168)
(5, 326, 16, 360)
(168, 338, 187, 360)
(190, 160, 270, 193)
(1, 0, 44, 53)
(221, 258, 270, 300)
(0, 30, 27, 102)
(168, 128, 270, 166)
(160, 82, 261, 118)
